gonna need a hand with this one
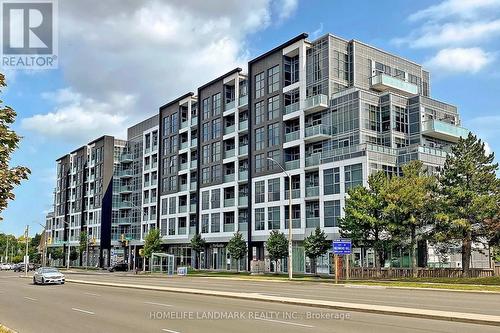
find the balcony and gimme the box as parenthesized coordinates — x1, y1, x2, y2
(224, 198, 235, 207)
(284, 101, 300, 115)
(224, 149, 235, 159)
(224, 173, 235, 183)
(421, 119, 469, 143)
(180, 120, 189, 130)
(118, 169, 133, 178)
(190, 204, 197, 213)
(189, 226, 196, 235)
(179, 205, 188, 213)
(191, 138, 198, 147)
(191, 116, 198, 127)
(371, 73, 418, 96)
(224, 125, 235, 135)
(225, 100, 236, 111)
(306, 186, 319, 197)
(285, 219, 301, 229)
(238, 95, 248, 107)
(180, 183, 188, 192)
(238, 222, 248, 231)
(180, 141, 189, 150)
(190, 182, 197, 191)
(238, 145, 248, 155)
(305, 94, 329, 114)
(284, 188, 301, 199)
(239, 119, 248, 131)
(305, 124, 331, 142)
(305, 153, 321, 167)
(223, 223, 235, 233)
(306, 217, 320, 228)
(190, 160, 197, 169)
(179, 162, 188, 171)
(118, 184, 133, 193)
(120, 153, 133, 163)
(285, 130, 300, 142)
(238, 170, 248, 181)
(238, 196, 248, 207)
(178, 227, 187, 235)
(117, 217, 132, 225)
(118, 201, 133, 210)
(285, 159, 300, 170)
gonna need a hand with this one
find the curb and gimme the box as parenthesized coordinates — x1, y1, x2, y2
(66, 279, 500, 327)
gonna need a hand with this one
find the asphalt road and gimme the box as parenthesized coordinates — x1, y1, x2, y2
(1, 271, 499, 333)
(64, 270, 500, 316)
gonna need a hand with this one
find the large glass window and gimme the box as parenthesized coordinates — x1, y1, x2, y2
(268, 95, 280, 120)
(211, 164, 221, 183)
(211, 142, 221, 162)
(255, 72, 264, 99)
(255, 101, 264, 125)
(211, 213, 220, 233)
(268, 207, 280, 230)
(255, 180, 265, 203)
(202, 167, 210, 184)
(255, 154, 264, 173)
(323, 167, 340, 195)
(202, 123, 210, 142)
(267, 123, 280, 147)
(201, 214, 209, 233)
(212, 118, 221, 139)
(324, 200, 341, 227)
(202, 145, 210, 164)
(267, 65, 280, 94)
(255, 127, 264, 150)
(211, 189, 220, 209)
(202, 97, 210, 120)
(268, 178, 280, 202)
(212, 93, 221, 116)
(284, 55, 299, 86)
(255, 208, 265, 230)
(202, 191, 210, 210)
(345, 164, 363, 190)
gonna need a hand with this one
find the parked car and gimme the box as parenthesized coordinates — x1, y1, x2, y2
(13, 263, 36, 272)
(33, 267, 65, 285)
(108, 262, 128, 272)
(0, 263, 12, 270)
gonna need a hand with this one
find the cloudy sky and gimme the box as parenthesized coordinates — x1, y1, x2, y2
(2, 0, 500, 236)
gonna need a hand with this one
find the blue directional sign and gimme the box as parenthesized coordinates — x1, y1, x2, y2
(332, 239, 351, 255)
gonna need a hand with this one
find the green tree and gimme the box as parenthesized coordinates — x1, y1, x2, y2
(143, 228, 161, 270)
(434, 133, 500, 277)
(79, 231, 88, 254)
(190, 233, 206, 269)
(70, 247, 78, 262)
(266, 230, 288, 273)
(304, 227, 330, 276)
(384, 161, 435, 276)
(340, 171, 389, 269)
(0, 73, 30, 221)
(48, 247, 64, 261)
(226, 232, 247, 272)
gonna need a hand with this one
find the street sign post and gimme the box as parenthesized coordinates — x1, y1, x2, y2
(332, 239, 352, 283)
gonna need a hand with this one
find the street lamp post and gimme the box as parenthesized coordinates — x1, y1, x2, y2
(61, 220, 70, 270)
(267, 157, 293, 280)
(37, 223, 47, 267)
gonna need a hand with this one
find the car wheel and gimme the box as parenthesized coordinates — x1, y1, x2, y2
(61, 282, 65, 285)
(33, 277, 37, 285)
(41, 277, 45, 285)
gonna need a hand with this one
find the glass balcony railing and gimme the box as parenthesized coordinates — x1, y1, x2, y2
(224, 198, 235, 207)
(371, 73, 418, 95)
(180, 183, 188, 192)
(180, 141, 189, 150)
(285, 159, 300, 170)
(179, 162, 188, 171)
(119, 153, 133, 162)
(189, 226, 196, 235)
(191, 117, 198, 126)
(239, 145, 248, 155)
(178, 227, 187, 235)
(190, 160, 197, 169)
(306, 186, 319, 197)
(238, 95, 248, 107)
(224, 149, 235, 159)
(224, 223, 235, 233)
(191, 138, 198, 147)
(190, 182, 197, 191)
(284, 188, 301, 199)
(285, 219, 301, 229)
(190, 204, 197, 213)
(224, 125, 235, 135)
(224, 173, 235, 183)
(118, 169, 133, 178)
(305, 124, 331, 138)
(179, 205, 187, 213)
(238, 222, 248, 231)
(225, 100, 236, 111)
(305, 94, 328, 112)
(306, 217, 320, 228)
(421, 119, 469, 142)
(239, 119, 248, 131)
(238, 170, 248, 181)
(284, 102, 300, 115)
(238, 196, 248, 206)
(285, 130, 300, 142)
(305, 153, 321, 167)
(180, 120, 189, 129)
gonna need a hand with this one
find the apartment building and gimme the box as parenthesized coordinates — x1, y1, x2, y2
(48, 32, 469, 272)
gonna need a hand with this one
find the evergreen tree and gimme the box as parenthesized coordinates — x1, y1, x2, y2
(304, 227, 330, 276)
(266, 230, 288, 273)
(340, 171, 389, 269)
(0, 73, 30, 221)
(190, 233, 206, 269)
(226, 232, 247, 272)
(434, 133, 500, 277)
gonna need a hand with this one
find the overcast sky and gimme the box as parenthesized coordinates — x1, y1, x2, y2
(2, 0, 500, 236)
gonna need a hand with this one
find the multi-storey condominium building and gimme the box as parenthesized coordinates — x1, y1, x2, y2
(47, 32, 471, 271)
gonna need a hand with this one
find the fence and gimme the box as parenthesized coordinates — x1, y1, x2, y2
(495, 265, 500, 277)
(344, 267, 495, 279)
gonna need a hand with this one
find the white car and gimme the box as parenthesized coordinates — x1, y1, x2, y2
(33, 267, 65, 285)
(0, 263, 12, 270)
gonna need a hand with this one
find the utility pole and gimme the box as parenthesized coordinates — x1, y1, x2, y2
(24, 225, 29, 277)
(85, 235, 89, 271)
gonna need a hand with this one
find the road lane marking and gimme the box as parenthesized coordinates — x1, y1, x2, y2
(23, 296, 37, 301)
(84, 292, 101, 296)
(144, 301, 173, 307)
(161, 329, 181, 333)
(255, 318, 315, 328)
(71, 308, 95, 315)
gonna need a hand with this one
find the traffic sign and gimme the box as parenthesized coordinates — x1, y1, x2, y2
(332, 239, 351, 255)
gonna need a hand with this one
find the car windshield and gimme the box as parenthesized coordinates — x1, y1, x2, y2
(41, 268, 59, 273)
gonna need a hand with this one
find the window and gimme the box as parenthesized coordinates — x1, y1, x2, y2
(211, 189, 220, 209)
(211, 164, 221, 182)
(202, 167, 210, 184)
(168, 218, 176, 235)
(202, 97, 210, 120)
(212, 93, 221, 116)
(255, 72, 264, 99)
(393, 106, 408, 134)
(212, 118, 221, 139)
(211, 213, 220, 233)
(324, 168, 340, 195)
(268, 178, 280, 201)
(267, 150, 281, 170)
(255, 127, 264, 150)
(201, 214, 209, 233)
(255, 154, 264, 173)
(345, 164, 363, 190)
(284, 55, 299, 86)
(267, 65, 280, 93)
(267, 95, 280, 120)
(202, 123, 210, 142)
(161, 198, 168, 215)
(202, 145, 210, 164)
(202, 191, 210, 210)
(168, 197, 176, 214)
(267, 123, 280, 147)
(211, 142, 221, 162)
(255, 101, 264, 125)
(268, 207, 280, 230)
(255, 180, 265, 203)
(324, 200, 341, 227)
(255, 208, 265, 230)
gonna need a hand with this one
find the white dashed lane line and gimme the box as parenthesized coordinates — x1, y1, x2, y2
(255, 317, 315, 328)
(23, 296, 37, 301)
(144, 301, 173, 307)
(161, 329, 181, 333)
(71, 308, 95, 315)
